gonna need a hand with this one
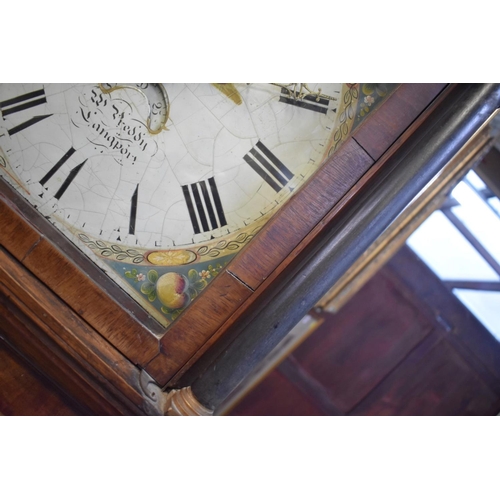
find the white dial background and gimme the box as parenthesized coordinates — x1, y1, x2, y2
(0, 83, 342, 250)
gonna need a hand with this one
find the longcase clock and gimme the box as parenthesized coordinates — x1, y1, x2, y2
(0, 83, 449, 415)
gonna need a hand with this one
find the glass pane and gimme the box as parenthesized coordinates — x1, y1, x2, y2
(465, 170, 487, 190)
(488, 197, 500, 217)
(451, 182, 500, 263)
(453, 289, 500, 341)
(407, 211, 500, 281)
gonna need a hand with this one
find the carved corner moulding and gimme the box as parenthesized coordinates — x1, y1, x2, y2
(140, 370, 213, 416)
(164, 387, 213, 416)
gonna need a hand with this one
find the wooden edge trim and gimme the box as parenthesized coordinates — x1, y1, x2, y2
(146, 269, 253, 381)
(225, 84, 448, 290)
(353, 83, 449, 160)
(0, 248, 153, 414)
(318, 126, 493, 312)
(0, 195, 160, 366)
(0, 180, 165, 335)
(227, 138, 373, 288)
(0, 300, 131, 416)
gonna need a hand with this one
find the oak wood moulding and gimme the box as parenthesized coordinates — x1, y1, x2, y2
(0, 190, 160, 367)
(145, 270, 253, 381)
(0, 248, 152, 415)
(353, 83, 448, 161)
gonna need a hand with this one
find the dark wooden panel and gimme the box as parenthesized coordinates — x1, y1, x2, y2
(291, 268, 434, 413)
(0, 293, 141, 416)
(19, 237, 159, 366)
(0, 249, 147, 414)
(388, 246, 500, 385)
(228, 243, 500, 416)
(353, 83, 448, 160)
(228, 138, 373, 289)
(146, 270, 253, 384)
(0, 339, 83, 416)
(277, 357, 344, 415)
(229, 370, 327, 416)
(351, 334, 500, 416)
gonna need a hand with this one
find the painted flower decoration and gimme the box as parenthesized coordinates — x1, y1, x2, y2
(199, 270, 211, 279)
(137, 273, 146, 281)
(364, 95, 375, 106)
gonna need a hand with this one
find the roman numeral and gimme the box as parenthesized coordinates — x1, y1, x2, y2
(279, 88, 335, 114)
(243, 141, 293, 192)
(0, 89, 47, 117)
(53, 159, 87, 200)
(129, 184, 139, 235)
(0, 88, 52, 135)
(39, 148, 86, 201)
(7, 114, 52, 136)
(182, 177, 227, 235)
(40, 147, 76, 186)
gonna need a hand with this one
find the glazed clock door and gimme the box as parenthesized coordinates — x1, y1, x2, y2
(1, 83, 391, 327)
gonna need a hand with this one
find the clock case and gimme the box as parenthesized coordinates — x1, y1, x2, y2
(3, 83, 489, 415)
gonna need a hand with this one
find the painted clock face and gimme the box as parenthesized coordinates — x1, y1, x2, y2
(0, 83, 394, 327)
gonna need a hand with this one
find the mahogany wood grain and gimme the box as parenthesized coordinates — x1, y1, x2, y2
(145, 269, 253, 382)
(228, 138, 373, 289)
(0, 182, 163, 334)
(350, 334, 500, 416)
(229, 370, 327, 416)
(0, 248, 148, 414)
(0, 194, 160, 366)
(0, 199, 41, 260)
(0, 339, 83, 416)
(0, 214, 160, 366)
(0, 304, 128, 415)
(228, 245, 500, 416)
(353, 83, 448, 161)
(290, 269, 434, 413)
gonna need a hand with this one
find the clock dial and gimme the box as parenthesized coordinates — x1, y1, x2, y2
(0, 83, 396, 327)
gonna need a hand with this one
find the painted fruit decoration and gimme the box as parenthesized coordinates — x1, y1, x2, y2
(123, 262, 224, 324)
(156, 272, 190, 310)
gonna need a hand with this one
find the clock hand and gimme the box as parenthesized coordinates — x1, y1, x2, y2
(98, 83, 170, 134)
(269, 83, 339, 103)
(211, 83, 243, 105)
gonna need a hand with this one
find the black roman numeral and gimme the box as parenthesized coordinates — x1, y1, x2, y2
(7, 114, 52, 136)
(1, 88, 52, 135)
(279, 88, 335, 114)
(53, 160, 87, 200)
(129, 184, 139, 235)
(39, 148, 86, 201)
(40, 147, 76, 186)
(243, 141, 293, 192)
(182, 177, 227, 235)
(0, 89, 47, 117)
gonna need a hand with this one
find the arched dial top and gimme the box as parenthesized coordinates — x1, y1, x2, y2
(0, 83, 360, 326)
